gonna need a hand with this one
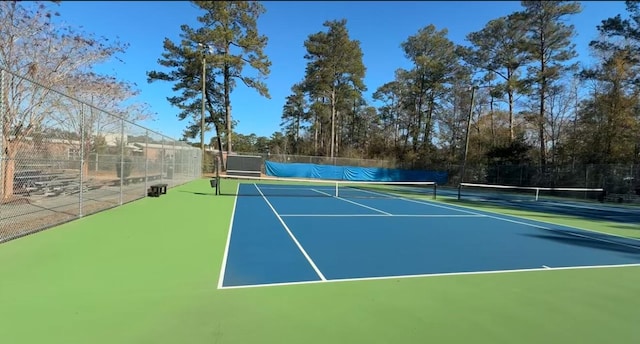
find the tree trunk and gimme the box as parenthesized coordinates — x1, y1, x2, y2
(413, 97, 423, 153)
(539, 85, 547, 169)
(314, 113, 319, 155)
(213, 123, 224, 172)
(489, 95, 496, 146)
(224, 52, 232, 163)
(423, 95, 434, 148)
(393, 114, 399, 150)
(335, 109, 340, 158)
(538, 34, 547, 170)
(508, 90, 515, 142)
(330, 88, 336, 158)
(507, 68, 515, 143)
(294, 113, 300, 154)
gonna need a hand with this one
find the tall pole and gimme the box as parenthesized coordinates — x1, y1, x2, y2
(0, 69, 4, 199)
(201, 51, 206, 160)
(460, 86, 476, 187)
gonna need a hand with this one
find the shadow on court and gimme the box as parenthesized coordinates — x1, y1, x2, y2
(438, 187, 640, 227)
(523, 232, 640, 254)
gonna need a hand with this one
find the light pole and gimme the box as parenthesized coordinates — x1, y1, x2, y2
(198, 43, 213, 160)
(460, 85, 477, 187)
(458, 85, 496, 199)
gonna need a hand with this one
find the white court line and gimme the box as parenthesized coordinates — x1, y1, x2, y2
(335, 197, 393, 216)
(279, 214, 486, 218)
(254, 183, 327, 281)
(311, 188, 333, 197)
(396, 197, 483, 215)
(542, 265, 551, 269)
(217, 183, 240, 289)
(218, 263, 640, 290)
(354, 187, 482, 216)
(544, 200, 640, 214)
(312, 188, 392, 215)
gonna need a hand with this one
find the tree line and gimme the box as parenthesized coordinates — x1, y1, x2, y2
(2, 1, 639, 193)
(279, 1, 640, 174)
(152, 1, 638, 188)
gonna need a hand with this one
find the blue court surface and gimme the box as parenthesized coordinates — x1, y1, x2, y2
(219, 183, 640, 289)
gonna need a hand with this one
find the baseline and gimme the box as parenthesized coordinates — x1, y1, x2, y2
(279, 214, 486, 218)
(219, 262, 640, 290)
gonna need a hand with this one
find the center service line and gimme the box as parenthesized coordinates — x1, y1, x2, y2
(255, 184, 327, 281)
(311, 189, 393, 215)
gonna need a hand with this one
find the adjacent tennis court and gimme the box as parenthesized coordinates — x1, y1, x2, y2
(219, 178, 640, 288)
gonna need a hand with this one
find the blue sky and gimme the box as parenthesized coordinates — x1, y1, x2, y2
(52, 1, 627, 143)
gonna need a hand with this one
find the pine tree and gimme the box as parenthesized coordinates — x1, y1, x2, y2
(303, 19, 366, 158)
(147, 1, 271, 166)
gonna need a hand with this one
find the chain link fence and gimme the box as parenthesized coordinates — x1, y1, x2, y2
(209, 150, 639, 202)
(0, 68, 202, 243)
(458, 163, 638, 190)
(456, 163, 640, 202)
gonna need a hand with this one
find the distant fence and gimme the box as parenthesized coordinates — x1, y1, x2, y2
(204, 153, 639, 202)
(458, 163, 639, 192)
(0, 68, 202, 243)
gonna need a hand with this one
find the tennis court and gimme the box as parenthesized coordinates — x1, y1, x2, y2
(450, 182, 640, 225)
(1, 177, 640, 344)
(220, 178, 640, 289)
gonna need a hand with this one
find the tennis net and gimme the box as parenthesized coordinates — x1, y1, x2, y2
(457, 182, 605, 202)
(215, 174, 437, 199)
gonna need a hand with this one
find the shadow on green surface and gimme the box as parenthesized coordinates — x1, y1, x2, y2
(178, 190, 216, 196)
(442, 197, 640, 227)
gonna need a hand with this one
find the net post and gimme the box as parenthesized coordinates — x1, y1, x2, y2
(214, 155, 220, 195)
(535, 188, 539, 201)
(335, 181, 339, 197)
(433, 183, 437, 200)
(598, 188, 606, 203)
(215, 154, 220, 179)
(457, 183, 462, 200)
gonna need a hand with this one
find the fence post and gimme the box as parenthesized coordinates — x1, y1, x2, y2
(585, 165, 589, 189)
(161, 137, 165, 182)
(143, 129, 149, 196)
(0, 69, 4, 199)
(519, 165, 524, 186)
(172, 140, 176, 184)
(79, 102, 85, 217)
(119, 119, 125, 205)
(193, 146, 201, 178)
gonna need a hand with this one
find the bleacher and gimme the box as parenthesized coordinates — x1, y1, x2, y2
(225, 155, 262, 177)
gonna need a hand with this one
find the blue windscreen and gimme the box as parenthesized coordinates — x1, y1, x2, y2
(265, 161, 447, 184)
